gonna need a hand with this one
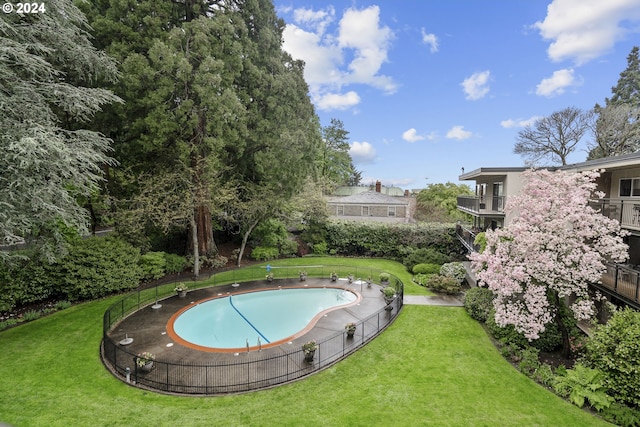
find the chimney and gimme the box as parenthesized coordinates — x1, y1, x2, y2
(375, 180, 381, 193)
(404, 189, 409, 197)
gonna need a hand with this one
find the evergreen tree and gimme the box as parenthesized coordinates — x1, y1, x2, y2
(319, 118, 354, 193)
(0, 0, 120, 258)
(589, 46, 640, 159)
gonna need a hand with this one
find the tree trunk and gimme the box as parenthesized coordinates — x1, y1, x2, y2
(237, 218, 260, 267)
(190, 214, 200, 280)
(552, 291, 571, 358)
(194, 204, 217, 256)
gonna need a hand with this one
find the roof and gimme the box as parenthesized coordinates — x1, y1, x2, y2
(332, 185, 405, 196)
(326, 191, 409, 206)
(459, 152, 640, 181)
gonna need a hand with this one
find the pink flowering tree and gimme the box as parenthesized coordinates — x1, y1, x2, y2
(470, 169, 628, 357)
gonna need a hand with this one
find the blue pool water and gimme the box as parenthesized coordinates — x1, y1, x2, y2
(171, 288, 357, 350)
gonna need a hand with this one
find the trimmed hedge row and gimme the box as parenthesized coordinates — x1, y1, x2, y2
(324, 221, 462, 260)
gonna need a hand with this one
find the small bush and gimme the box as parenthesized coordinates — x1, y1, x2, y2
(279, 239, 298, 257)
(518, 347, 541, 376)
(584, 307, 640, 407)
(533, 363, 557, 388)
(54, 300, 71, 310)
(402, 248, 451, 271)
(412, 263, 440, 274)
(440, 262, 466, 283)
(553, 364, 614, 412)
(413, 273, 433, 287)
(379, 272, 390, 283)
(0, 318, 19, 330)
(163, 253, 187, 274)
(425, 274, 461, 294)
(600, 402, 640, 427)
(22, 310, 41, 322)
(139, 251, 166, 281)
(463, 287, 495, 322)
(312, 241, 328, 255)
(251, 246, 279, 261)
(487, 309, 529, 348)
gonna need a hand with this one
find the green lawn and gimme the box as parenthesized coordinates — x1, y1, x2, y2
(0, 258, 610, 426)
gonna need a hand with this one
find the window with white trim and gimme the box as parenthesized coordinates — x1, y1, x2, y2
(362, 206, 370, 216)
(388, 206, 396, 217)
(619, 178, 640, 197)
(337, 205, 344, 215)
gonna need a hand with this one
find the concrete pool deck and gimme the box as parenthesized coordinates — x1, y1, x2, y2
(108, 278, 392, 367)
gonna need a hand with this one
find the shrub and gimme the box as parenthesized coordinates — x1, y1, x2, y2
(600, 402, 640, 427)
(553, 364, 614, 412)
(486, 308, 562, 352)
(379, 272, 390, 283)
(251, 246, 279, 261)
(139, 251, 166, 281)
(412, 263, 440, 274)
(51, 236, 142, 301)
(22, 310, 41, 322)
(279, 239, 298, 257)
(439, 262, 466, 283)
(518, 347, 541, 376)
(425, 274, 461, 294)
(402, 248, 451, 271)
(533, 363, 557, 388)
(0, 318, 19, 330)
(463, 287, 495, 322)
(163, 253, 187, 274)
(54, 300, 71, 310)
(412, 273, 433, 287)
(312, 241, 328, 255)
(584, 307, 640, 407)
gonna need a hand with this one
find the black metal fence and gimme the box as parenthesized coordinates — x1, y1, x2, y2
(101, 265, 404, 395)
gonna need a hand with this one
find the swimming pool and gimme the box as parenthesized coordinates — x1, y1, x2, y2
(167, 287, 359, 352)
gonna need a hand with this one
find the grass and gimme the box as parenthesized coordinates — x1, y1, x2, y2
(0, 258, 610, 427)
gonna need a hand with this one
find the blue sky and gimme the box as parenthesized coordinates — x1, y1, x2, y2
(275, 0, 640, 189)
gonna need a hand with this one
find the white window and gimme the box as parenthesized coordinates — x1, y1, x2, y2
(388, 206, 396, 217)
(362, 206, 370, 216)
(337, 205, 344, 215)
(619, 179, 640, 197)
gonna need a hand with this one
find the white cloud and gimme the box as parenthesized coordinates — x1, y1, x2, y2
(446, 126, 473, 140)
(421, 28, 438, 53)
(349, 141, 377, 164)
(501, 116, 542, 128)
(461, 71, 491, 100)
(536, 68, 579, 97)
(316, 91, 361, 110)
(402, 128, 425, 143)
(281, 5, 397, 111)
(533, 0, 640, 65)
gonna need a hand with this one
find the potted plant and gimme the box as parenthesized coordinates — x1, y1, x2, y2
(345, 322, 356, 338)
(366, 276, 372, 288)
(266, 272, 274, 282)
(174, 284, 188, 297)
(302, 340, 317, 362)
(330, 272, 338, 282)
(299, 270, 307, 281)
(136, 351, 155, 372)
(382, 285, 396, 305)
(379, 272, 390, 286)
(347, 273, 354, 283)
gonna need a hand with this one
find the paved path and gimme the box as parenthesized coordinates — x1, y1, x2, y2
(403, 294, 464, 306)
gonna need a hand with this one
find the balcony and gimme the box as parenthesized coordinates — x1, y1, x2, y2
(457, 195, 506, 215)
(597, 263, 640, 310)
(589, 198, 640, 231)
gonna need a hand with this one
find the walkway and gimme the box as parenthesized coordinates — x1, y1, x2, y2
(403, 294, 464, 306)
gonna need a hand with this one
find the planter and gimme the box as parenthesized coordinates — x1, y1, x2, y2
(139, 361, 153, 372)
(177, 291, 187, 298)
(346, 331, 355, 338)
(304, 351, 315, 362)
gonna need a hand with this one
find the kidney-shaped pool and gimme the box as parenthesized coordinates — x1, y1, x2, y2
(167, 287, 359, 352)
